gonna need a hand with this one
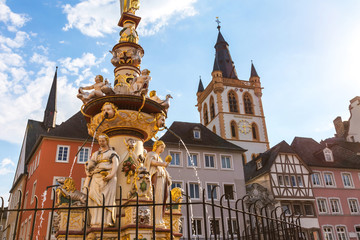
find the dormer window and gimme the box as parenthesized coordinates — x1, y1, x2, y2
(256, 159, 262, 170)
(323, 148, 334, 162)
(193, 128, 201, 139)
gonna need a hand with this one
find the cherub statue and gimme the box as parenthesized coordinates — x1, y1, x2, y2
(130, 69, 151, 96)
(101, 78, 114, 95)
(149, 90, 162, 103)
(109, 50, 120, 67)
(101, 102, 117, 119)
(77, 75, 106, 104)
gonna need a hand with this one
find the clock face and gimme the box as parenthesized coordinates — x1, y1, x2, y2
(238, 120, 251, 134)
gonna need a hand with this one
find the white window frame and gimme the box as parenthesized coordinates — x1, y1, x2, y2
(191, 218, 203, 237)
(170, 180, 184, 190)
(323, 172, 336, 187)
(55, 145, 70, 163)
(329, 198, 342, 214)
(169, 151, 182, 167)
(189, 182, 201, 200)
(77, 147, 90, 164)
(31, 180, 37, 204)
(323, 148, 334, 162)
(223, 182, 236, 201)
(303, 203, 314, 216)
(311, 172, 323, 187)
(220, 154, 233, 170)
(227, 218, 238, 235)
(323, 226, 335, 240)
(284, 175, 291, 187)
(187, 152, 200, 168)
(204, 153, 217, 169)
(206, 182, 219, 200)
(256, 159, 262, 170)
(355, 225, 360, 239)
(209, 218, 221, 236)
(335, 225, 349, 240)
(348, 198, 360, 214)
(281, 203, 292, 215)
(290, 175, 297, 187)
(341, 172, 354, 188)
(316, 197, 328, 214)
(297, 175, 304, 187)
(278, 175, 284, 186)
(193, 129, 201, 139)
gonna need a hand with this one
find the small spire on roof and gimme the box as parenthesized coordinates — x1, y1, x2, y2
(197, 76, 204, 93)
(216, 17, 221, 31)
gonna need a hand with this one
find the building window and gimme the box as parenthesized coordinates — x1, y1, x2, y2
(203, 103, 209, 125)
(336, 226, 348, 240)
(78, 147, 90, 163)
(192, 219, 202, 236)
(317, 198, 328, 213)
(205, 154, 215, 168)
(212, 125, 216, 134)
(311, 173, 322, 186)
(342, 173, 353, 187)
(243, 93, 253, 114)
(189, 183, 200, 199)
(221, 155, 232, 169)
(188, 153, 199, 167)
(304, 204, 314, 216)
(291, 175, 297, 187)
(210, 96, 215, 119)
(242, 153, 247, 165)
(224, 184, 234, 200)
(251, 123, 259, 140)
(227, 219, 238, 235)
(256, 159, 262, 170)
(171, 181, 182, 190)
(323, 148, 334, 162)
(293, 204, 303, 215)
(348, 199, 359, 214)
(56, 145, 69, 162)
(31, 180, 37, 204)
(355, 226, 360, 239)
(281, 203, 291, 215)
(284, 175, 290, 186)
(324, 172, 335, 186)
(193, 127, 201, 139)
(207, 183, 218, 200)
(230, 121, 238, 139)
(323, 226, 334, 240)
(228, 91, 238, 113)
(210, 219, 221, 236)
(297, 176, 304, 187)
(329, 199, 341, 214)
(170, 152, 181, 166)
(278, 175, 284, 186)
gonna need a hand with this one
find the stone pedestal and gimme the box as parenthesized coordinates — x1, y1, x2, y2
(56, 208, 85, 240)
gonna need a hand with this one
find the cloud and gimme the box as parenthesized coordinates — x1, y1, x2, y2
(62, 0, 198, 37)
(0, 0, 30, 30)
(0, 31, 29, 51)
(0, 158, 15, 175)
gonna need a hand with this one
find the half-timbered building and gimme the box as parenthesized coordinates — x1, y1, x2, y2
(245, 140, 320, 239)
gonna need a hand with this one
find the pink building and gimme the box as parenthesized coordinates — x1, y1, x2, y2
(292, 137, 360, 240)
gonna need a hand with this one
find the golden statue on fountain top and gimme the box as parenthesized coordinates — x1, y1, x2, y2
(120, 0, 140, 15)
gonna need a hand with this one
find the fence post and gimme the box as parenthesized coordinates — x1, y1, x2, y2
(219, 194, 226, 240)
(117, 186, 122, 240)
(30, 195, 39, 240)
(211, 185, 219, 240)
(185, 184, 191, 240)
(48, 189, 57, 240)
(12, 190, 22, 240)
(202, 189, 208, 240)
(82, 187, 89, 240)
(169, 190, 173, 240)
(65, 196, 72, 240)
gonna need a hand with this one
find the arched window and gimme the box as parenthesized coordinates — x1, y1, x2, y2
(203, 103, 209, 125)
(252, 122, 259, 141)
(212, 125, 216, 134)
(251, 153, 256, 160)
(230, 121, 238, 139)
(210, 96, 215, 119)
(243, 93, 254, 114)
(228, 91, 238, 113)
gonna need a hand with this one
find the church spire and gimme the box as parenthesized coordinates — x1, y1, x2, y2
(43, 66, 58, 130)
(212, 18, 238, 79)
(197, 76, 204, 93)
(250, 61, 259, 78)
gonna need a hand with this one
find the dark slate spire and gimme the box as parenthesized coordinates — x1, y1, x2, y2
(250, 61, 259, 78)
(43, 66, 58, 130)
(212, 20, 238, 79)
(197, 76, 204, 93)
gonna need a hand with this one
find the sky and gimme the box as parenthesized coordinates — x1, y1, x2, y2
(0, 0, 360, 201)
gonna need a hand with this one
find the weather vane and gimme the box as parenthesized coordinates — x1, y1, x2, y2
(216, 17, 221, 30)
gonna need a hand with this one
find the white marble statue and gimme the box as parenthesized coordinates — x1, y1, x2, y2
(144, 140, 172, 227)
(77, 75, 106, 104)
(84, 134, 119, 227)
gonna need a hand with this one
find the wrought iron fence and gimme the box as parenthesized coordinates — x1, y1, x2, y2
(1, 184, 304, 240)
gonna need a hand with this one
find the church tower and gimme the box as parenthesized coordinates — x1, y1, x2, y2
(43, 66, 58, 131)
(196, 23, 269, 163)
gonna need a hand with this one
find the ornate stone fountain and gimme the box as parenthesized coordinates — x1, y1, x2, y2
(55, 1, 182, 239)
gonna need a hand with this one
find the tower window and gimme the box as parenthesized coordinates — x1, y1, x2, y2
(203, 103, 209, 125)
(252, 123, 259, 140)
(323, 148, 333, 162)
(212, 125, 216, 134)
(228, 91, 238, 113)
(243, 93, 253, 114)
(210, 96, 215, 119)
(230, 121, 238, 139)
